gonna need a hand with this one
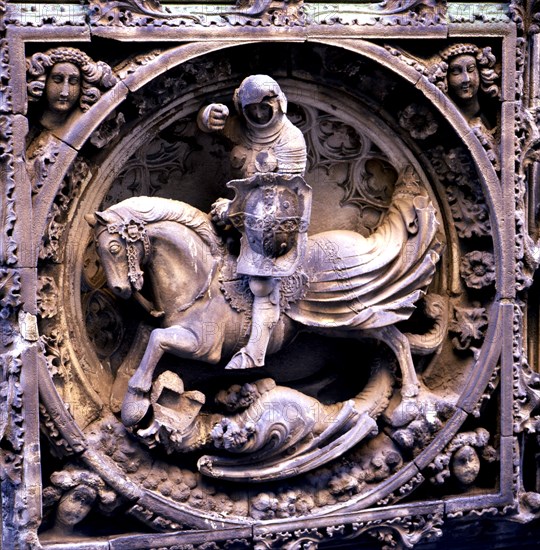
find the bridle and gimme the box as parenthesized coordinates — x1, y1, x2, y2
(98, 219, 150, 292)
(96, 216, 219, 312)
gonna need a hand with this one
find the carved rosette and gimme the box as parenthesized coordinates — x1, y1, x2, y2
(20, 27, 519, 550)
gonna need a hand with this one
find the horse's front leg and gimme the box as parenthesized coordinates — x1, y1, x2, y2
(122, 326, 199, 427)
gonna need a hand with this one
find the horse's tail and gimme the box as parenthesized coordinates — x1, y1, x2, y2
(405, 293, 448, 355)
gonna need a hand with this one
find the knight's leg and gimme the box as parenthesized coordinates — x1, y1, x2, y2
(122, 326, 199, 427)
(225, 277, 281, 370)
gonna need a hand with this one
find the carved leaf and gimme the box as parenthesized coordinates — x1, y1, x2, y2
(0, 353, 24, 485)
(0, 269, 20, 317)
(449, 305, 488, 351)
(446, 185, 491, 238)
(37, 276, 58, 319)
(41, 329, 70, 378)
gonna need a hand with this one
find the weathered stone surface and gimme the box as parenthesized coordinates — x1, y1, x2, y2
(1, 1, 540, 548)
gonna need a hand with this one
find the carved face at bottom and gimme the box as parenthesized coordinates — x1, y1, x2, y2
(56, 486, 96, 529)
(451, 445, 481, 485)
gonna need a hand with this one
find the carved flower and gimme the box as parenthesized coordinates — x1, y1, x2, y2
(446, 186, 491, 238)
(460, 251, 495, 289)
(449, 304, 488, 350)
(398, 103, 438, 140)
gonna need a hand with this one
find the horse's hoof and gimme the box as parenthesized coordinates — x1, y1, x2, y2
(121, 390, 150, 427)
(225, 350, 257, 370)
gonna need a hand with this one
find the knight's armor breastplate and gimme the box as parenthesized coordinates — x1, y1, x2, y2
(231, 143, 279, 176)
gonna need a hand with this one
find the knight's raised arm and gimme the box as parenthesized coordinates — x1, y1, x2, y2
(197, 103, 230, 133)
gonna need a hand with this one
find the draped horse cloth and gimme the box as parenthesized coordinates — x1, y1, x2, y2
(288, 190, 442, 329)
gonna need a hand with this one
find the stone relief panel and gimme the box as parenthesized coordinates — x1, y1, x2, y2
(0, 0, 537, 540)
(24, 38, 517, 549)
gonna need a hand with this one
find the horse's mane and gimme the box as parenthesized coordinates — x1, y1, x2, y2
(103, 196, 225, 255)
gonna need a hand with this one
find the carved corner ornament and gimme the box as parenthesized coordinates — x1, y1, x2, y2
(1, 1, 540, 549)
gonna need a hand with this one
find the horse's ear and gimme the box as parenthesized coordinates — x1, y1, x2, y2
(84, 213, 97, 227)
(86, 211, 110, 227)
(95, 211, 110, 225)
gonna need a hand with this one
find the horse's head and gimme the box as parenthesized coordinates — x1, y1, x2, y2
(85, 211, 149, 300)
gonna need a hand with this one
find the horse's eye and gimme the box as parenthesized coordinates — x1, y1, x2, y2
(109, 242, 122, 256)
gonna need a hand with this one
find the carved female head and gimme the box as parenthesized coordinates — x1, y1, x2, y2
(41, 465, 118, 538)
(446, 54, 480, 102)
(26, 47, 117, 127)
(434, 44, 499, 98)
(45, 62, 82, 115)
(55, 485, 97, 529)
(430, 44, 499, 121)
(233, 74, 287, 128)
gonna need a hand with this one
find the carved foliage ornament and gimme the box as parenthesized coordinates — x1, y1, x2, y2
(87, 0, 445, 26)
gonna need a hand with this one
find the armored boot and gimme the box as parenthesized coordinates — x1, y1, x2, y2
(225, 277, 280, 370)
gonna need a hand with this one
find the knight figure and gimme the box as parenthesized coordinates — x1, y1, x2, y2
(198, 74, 311, 370)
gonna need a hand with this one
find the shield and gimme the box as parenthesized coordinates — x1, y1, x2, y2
(227, 173, 312, 277)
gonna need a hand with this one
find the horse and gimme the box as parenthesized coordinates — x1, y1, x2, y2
(86, 184, 445, 429)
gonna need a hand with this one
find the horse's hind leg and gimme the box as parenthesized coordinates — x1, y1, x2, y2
(364, 325, 420, 399)
(122, 326, 199, 427)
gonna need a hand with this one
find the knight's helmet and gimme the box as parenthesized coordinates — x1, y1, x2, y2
(233, 75, 287, 127)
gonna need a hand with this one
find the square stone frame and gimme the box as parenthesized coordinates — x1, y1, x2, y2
(1, 1, 538, 549)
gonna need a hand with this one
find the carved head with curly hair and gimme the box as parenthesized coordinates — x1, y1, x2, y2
(429, 44, 499, 122)
(26, 47, 116, 129)
(41, 465, 118, 539)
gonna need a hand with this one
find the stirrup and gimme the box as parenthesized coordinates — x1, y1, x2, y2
(225, 349, 258, 370)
